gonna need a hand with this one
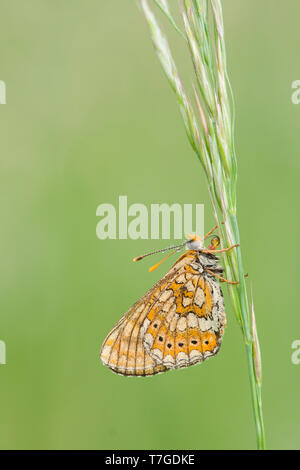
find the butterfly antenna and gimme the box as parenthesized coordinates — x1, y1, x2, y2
(133, 241, 187, 263)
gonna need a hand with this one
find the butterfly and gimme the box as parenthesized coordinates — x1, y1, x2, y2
(100, 225, 239, 376)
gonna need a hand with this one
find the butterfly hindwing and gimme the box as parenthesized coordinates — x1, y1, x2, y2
(142, 252, 226, 370)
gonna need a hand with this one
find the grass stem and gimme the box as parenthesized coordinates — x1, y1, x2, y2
(140, 0, 266, 449)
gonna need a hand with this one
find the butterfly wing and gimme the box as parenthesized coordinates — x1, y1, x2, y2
(100, 252, 191, 376)
(100, 299, 167, 376)
(142, 254, 226, 369)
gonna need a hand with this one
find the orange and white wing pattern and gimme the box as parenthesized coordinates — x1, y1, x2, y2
(142, 251, 226, 369)
(100, 250, 226, 376)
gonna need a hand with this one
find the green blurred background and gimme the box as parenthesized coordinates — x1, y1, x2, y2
(0, 0, 300, 450)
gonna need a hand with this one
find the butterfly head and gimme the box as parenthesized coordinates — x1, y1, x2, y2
(186, 234, 220, 252)
(186, 234, 204, 251)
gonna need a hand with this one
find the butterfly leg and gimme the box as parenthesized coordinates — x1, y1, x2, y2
(201, 244, 239, 254)
(203, 222, 225, 240)
(203, 224, 222, 240)
(206, 269, 239, 285)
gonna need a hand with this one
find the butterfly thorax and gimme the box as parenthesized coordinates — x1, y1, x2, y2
(176, 249, 223, 276)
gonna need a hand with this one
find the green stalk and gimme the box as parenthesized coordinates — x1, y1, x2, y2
(140, 0, 266, 449)
(230, 213, 266, 449)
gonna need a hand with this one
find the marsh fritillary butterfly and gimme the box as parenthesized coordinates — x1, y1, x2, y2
(100, 226, 239, 376)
